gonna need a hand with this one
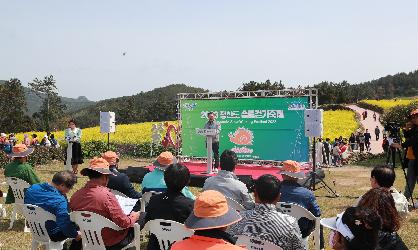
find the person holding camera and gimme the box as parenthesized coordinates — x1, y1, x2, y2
(392, 109, 418, 203)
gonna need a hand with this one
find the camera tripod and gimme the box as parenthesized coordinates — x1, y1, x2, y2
(386, 139, 416, 209)
(307, 137, 339, 197)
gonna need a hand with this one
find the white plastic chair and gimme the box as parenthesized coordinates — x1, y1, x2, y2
(110, 188, 128, 198)
(23, 204, 68, 250)
(142, 219, 194, 250)
(70, 211, 140, 250)
(276, 202, 320, 250)
(140, 191, 162, 212)
(0, 182, 8, 218)
(225, 196, 245, 213)
(236, 235, 283, 250)
(6, 177, 30, 232)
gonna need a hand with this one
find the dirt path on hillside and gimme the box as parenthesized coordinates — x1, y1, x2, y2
(347, 105, 384, 154)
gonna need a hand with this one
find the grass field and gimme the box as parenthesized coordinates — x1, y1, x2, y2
(0, 159, 417, 250)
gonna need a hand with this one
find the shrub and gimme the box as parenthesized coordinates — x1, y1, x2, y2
(381, 101, 418, 126)
(357, 101, 384, 114)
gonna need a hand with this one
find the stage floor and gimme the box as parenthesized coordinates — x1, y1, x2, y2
(146, 161, 312, 187)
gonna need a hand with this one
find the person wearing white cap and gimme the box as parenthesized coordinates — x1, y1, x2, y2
(321, 206, 381, 250)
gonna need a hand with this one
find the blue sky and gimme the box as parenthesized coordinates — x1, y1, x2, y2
(1, 0, 418, 101)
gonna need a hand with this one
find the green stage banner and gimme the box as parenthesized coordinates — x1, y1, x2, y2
(180, 97, 309, 162)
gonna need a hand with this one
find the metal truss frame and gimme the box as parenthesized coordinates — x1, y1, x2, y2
(176, 88, 318, 163)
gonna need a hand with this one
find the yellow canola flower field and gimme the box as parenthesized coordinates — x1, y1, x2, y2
(323, 110, 359, 140)
(361, 99, 416, 112)
(13, 111, 357, 145)
(15, 121, 178, 144)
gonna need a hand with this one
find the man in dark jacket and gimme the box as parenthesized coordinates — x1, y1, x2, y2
(144, 163, 194, 250)
(102, 151, 142, 199)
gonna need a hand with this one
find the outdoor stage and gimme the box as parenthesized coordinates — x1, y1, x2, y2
(122, 161, 318, 190)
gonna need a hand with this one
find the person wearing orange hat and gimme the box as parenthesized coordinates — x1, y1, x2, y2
(279, 160, 323, 248)
(171, 190, 244, 250)
(102, 151, 142, 200)
(70, 158, 141, 249)
(142, 151, 195, 199)
(392, 108, 418, 206)
(4, 144, 40, 204)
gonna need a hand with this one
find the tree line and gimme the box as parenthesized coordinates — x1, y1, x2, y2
(2, 69, 418, 132)
(239, 70, 418, 105)
(0, 76, 66, 133)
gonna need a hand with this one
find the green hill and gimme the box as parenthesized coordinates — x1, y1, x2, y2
(71, 84, 207, 128)
(24, 87, 94, 115)
(0, 80, 95, 115)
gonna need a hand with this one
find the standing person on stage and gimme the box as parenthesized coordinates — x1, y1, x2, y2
(375, 126, 381, 141)
(64, 119, 83, 174)
(204, 111, 221, 172)
(373, 112, 377, 121)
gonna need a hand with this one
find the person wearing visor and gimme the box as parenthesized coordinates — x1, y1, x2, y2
(321, 206, 382, 250)
(171, 190, 244, 250)
(70, 158, 141, 250)
(142, 151, 195, 199)
(4, 144, 40, 204)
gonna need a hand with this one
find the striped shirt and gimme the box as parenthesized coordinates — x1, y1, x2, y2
(228, 203, 304, 250)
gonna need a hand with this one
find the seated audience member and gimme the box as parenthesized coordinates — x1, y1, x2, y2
(228, 174, 304, 250)
(4, 144, 41, 204)
(102, 151, 142, 199)
(355, 165, 409, 218)
(24, 171, 81, 248)
(144, 163, 194, 250)
(31, 134, 39, 146)
(321, 206, 382, 250)
(40, 135, 51, 147)
(23, 134, 31, 146)
(203, 149, 254, 209)
(279, 160, 321, 238)
(142, 151, 195, 199)
(49, 134, 58, 148)
(358, 188, 408, 250)
(70, 158, 140, 250)
(171, 190, 243, 250)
